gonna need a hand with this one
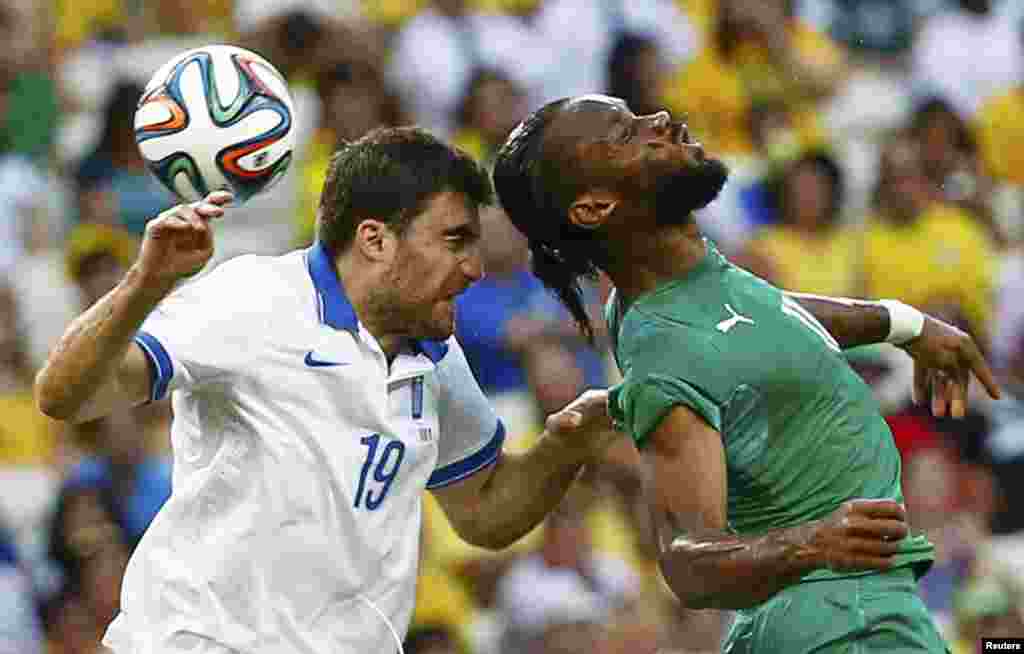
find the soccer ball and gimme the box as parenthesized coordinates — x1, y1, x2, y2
(134, 44, 295, 205)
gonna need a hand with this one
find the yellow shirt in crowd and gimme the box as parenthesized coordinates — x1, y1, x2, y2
(662, 21, 838, 158)
(748, 225, 860, 298)
(0, 392, 56, 466)
(861, 205, 996, 333)
(974, 87, 1024, 186)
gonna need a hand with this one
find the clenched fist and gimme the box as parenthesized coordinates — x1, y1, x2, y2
(800, 499, 909, 573)
(137, 191, 233, 291)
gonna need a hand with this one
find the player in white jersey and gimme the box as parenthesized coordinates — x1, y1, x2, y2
(36, 127, 619, 654)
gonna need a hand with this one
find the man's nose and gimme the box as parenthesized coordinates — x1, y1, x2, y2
(461, 248, 485, 283)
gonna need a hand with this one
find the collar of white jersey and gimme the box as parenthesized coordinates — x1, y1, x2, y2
(305, 241, 450, 364)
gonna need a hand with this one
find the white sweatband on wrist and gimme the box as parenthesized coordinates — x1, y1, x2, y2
(879, 300, 925, 345)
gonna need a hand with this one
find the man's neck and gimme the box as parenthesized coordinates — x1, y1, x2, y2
(602, 220, 707, 309)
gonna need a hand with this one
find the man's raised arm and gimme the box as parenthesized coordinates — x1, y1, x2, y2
(35, 192, 231, 423)
(790, 293, 1001, 417)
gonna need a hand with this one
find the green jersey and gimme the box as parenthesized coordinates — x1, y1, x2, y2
(606, 241, 934, 582)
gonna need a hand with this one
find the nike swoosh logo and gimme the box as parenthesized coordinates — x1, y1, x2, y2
(304, 351, 348, 368)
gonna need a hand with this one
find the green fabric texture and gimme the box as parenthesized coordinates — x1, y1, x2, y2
(723, 566, 950, 653)
(606, 240, 934, 582)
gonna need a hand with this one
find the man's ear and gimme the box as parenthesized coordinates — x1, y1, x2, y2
(354, 219, 395, 262)
(568, 190, 619, 231)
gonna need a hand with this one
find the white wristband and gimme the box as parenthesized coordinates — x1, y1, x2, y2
(879, 300, 925, 345)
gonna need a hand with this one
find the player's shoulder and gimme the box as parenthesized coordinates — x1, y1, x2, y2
(166, 250, 306, 310)
(432, 335, 468, 374)
(617, 302, 716, 364)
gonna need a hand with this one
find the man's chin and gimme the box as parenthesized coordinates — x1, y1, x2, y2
(654, 157, 730, 222)
(418, 314, 455, 342)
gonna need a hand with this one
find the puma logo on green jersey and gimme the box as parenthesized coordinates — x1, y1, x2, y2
(716, 304, 756, 333)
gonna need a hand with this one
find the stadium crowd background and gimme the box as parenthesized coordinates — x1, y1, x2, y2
(1, 0, 1023, 652)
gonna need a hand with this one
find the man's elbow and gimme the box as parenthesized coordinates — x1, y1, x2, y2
(658, 556, 737, 611)
(34, 369, 70, 421)
(455, 523, 517, 551)
(447, 514, 519, 551)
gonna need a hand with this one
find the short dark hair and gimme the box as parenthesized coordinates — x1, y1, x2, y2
(317, 126, 494, 255)
(774, 150, 845, 227)
(493, 99, 602, 341)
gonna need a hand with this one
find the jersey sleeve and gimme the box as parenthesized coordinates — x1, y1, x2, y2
(134, 259, 261, 401)
(608, 318, 724, 448)
(427, 338, 504, 489)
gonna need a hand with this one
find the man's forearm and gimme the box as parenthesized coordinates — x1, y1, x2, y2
(659, 523, 820, 610)
(35, 266, 171, 419)
(789, 293, 890, 350)
(467, 433, 588, 549)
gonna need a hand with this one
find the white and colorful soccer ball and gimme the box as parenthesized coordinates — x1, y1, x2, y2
(134, 44, 295, 205)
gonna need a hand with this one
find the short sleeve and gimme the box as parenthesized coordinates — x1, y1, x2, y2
(134, 258, 260, 401)
(427, 338, 504, 489)
(608, 320, 724, 449)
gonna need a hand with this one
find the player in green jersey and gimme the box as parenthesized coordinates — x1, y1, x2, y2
(491, 95, 1002, 653)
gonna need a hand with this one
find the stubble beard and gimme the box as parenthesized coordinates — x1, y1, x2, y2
(366, 280, 453, 344)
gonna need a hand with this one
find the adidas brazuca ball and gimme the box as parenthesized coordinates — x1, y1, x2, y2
(134, 44, 295, 205)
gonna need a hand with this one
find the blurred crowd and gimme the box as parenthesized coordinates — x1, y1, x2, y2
(1, 0, 1024, 653)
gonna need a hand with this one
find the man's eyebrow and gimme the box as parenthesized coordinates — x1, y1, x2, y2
(443, 224, 479, 237)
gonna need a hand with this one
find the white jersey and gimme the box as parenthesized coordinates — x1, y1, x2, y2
(104, 244, 503, 654)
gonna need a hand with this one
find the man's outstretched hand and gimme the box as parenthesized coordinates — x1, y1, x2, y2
(544, 389, 624, 462)
(900, 315, 1001, 418)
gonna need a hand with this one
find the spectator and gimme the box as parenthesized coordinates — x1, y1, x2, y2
(910, 97, 1000, 243)
(0, 279, 62, 589)
(452, 68, 528, 169)
(496, 503, 640, 653)
(742, 150, 859, 296)
(902, 443, 989, 632)
(296, 50, 407, 247)
(64, 223, 139, 309)
(984, 246, 1024, 536)
(0, 280, 56, 468)
(44, 485, 130, 654)
(974, 41, 1024, 187)
(0, 64, 50, 278)
(698, 98, 806, 253)
(536, 619, 606, 654)
(606, 33, 666, 118)
(911, 0, 1022, 118)
(951, 574, 1024, 654)
(0, 517, 43, 654)
(403, 624, 466, 654)
(860, 136, 997, 341)
(823, 0, 928, 56)
(74, 80, 174, 236)
(61, 411, 172, 548)
(912, 97, 978, 199)
(388, 0, 484, 137)
(454, 207, 606, 435)
(663, 0, 844, 160)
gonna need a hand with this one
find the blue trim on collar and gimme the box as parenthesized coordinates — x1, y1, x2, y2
(413, 338, 449, 364)
(306, 241, 359, 331)
(305, 241, 450, 363)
